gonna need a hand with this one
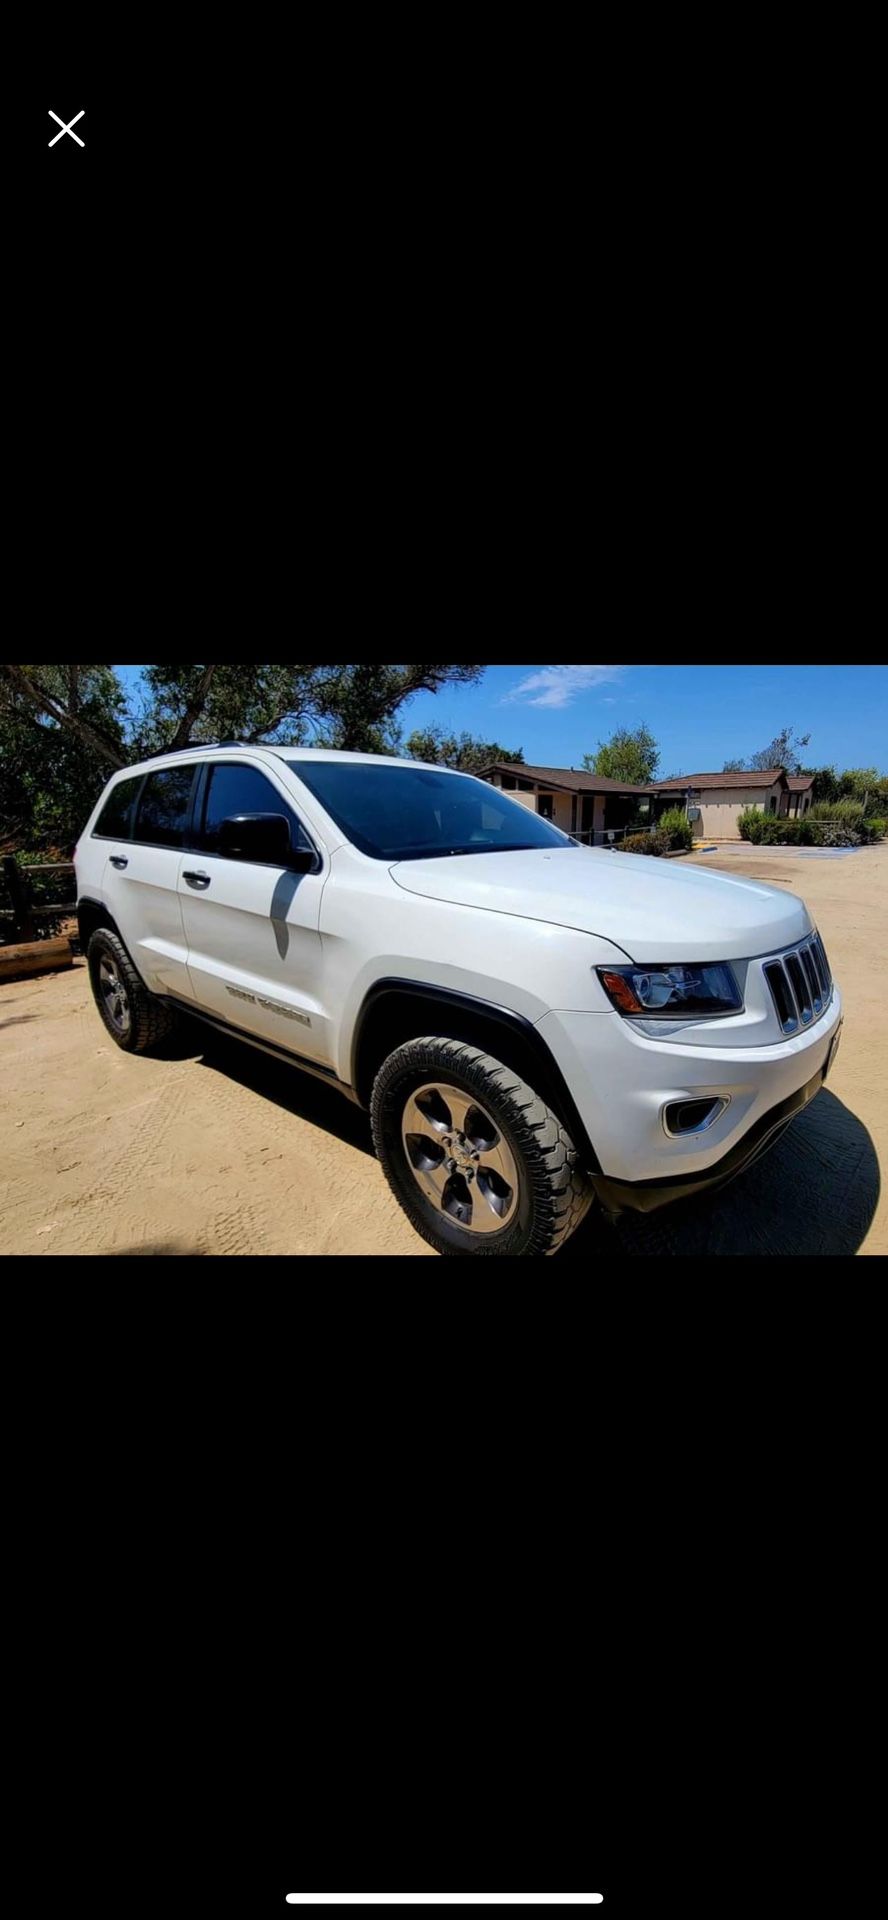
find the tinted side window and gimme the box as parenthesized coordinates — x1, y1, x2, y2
(93, 775, 143, 840)
(133, 768, 197, 849)
(201, 764, 313, 857)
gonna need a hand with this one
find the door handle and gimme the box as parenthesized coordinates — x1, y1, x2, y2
(109, 855, 128, 869)
(182, 870, 211, 889)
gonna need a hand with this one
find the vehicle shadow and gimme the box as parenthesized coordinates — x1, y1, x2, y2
(186, 1023, 376, 1157)
(99, 1241, 205, 1256)
(563, 1090, 880, 1258)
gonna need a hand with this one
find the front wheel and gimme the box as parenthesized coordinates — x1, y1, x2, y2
(371, 1036, 594, 1256)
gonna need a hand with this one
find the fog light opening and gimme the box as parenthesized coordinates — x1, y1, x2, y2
(663, 1096, 729, 1137)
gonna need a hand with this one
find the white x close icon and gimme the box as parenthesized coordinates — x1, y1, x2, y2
(48, 109, 85, 147)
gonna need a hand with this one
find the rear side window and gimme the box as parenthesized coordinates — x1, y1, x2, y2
(93, 775, 143, 840)
(133, 767, 197, 849)
(201, 763, 314, 857)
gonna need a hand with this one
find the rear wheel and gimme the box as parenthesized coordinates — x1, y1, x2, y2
(87, 928, 177, 1053)
(371, 1036, 593, 1256)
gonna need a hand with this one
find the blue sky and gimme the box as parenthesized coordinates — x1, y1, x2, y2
(113, 664, 888, 774)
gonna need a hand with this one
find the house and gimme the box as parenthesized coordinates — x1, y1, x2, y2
(481, 762, 652, 842)
(786, 775, 814, 817)
(646, 769, 793, 838)
(480, 762, 810, 841)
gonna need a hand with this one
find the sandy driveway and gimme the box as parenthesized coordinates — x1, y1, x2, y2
(1, 843, 884, 1257)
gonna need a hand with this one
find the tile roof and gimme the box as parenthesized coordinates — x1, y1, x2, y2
(479, 761, 651, 794)
(651, 769, 787, 792)
(481, 761, 789, 794)
(786, 774, 814, 791)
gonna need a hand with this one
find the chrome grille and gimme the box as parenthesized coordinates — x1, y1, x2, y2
(764, 932, 833, 1034)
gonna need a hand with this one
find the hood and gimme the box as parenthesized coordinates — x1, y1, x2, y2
(390, 847, 812, 963)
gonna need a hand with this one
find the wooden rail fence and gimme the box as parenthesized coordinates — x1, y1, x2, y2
(0, 856, 77, 945)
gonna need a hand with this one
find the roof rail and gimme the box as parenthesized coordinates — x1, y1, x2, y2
(143, 737, 265, 759)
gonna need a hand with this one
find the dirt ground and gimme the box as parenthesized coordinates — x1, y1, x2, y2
(1, 843, 885, 1257)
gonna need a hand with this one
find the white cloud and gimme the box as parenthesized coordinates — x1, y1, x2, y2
(505, 665, 624, 709)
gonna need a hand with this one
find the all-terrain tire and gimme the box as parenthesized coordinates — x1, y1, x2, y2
(87, 928, 178, 1054)
(371, 1035, 594, 1256)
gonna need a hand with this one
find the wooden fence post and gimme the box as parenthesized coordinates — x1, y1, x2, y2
(2, 856, 37, 942)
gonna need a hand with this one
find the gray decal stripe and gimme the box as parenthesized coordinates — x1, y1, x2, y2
(225, 984, 311, 1026)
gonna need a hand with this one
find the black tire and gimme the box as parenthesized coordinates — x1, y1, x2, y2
(371, 1035, 594, 1256)
(87, 927, 177, 1054)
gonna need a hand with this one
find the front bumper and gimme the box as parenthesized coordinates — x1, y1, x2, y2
(591, 1049, 838, 1213)
(536, 988, 843, 1210)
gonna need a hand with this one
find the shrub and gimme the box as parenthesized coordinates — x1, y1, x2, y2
(865, 816, 887, 840)
(658, 806, 693, 851)
(812, 824, 862, 847)
(809, 798, 867, 826)
(738, 807, 764, 842)
(620, 830, 669, 856)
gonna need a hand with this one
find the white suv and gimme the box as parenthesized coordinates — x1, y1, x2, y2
(75, 744, 843, 1256)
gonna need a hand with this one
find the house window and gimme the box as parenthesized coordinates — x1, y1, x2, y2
(501, 775, 516, 789)
(538, 794, 554, 820)
(769, 795, 778, 813)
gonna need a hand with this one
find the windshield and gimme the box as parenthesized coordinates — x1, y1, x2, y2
(285, 760, 576, 861)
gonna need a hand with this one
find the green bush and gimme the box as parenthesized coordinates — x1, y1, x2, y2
(813, 824, 862, 847)
(809, 798, 867, 825)
(738, 807, 764, 842)
(658, 806, 693, 851)
(620, 830, 669, 856)
(739, 802, 879, 849)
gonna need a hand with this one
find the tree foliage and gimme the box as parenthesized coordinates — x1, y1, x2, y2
(800, 764, 888, 813)
(0, 666, 128, 853)
(311, 665, 482, 754)
(584, 723, 660, 785)
(722, 727, 812, 775)
(135, 665, 320, 753)
(405, 728, 524, 772)
(0, 662, 485, 850)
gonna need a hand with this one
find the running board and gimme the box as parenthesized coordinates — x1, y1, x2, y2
(160, 994, 361, 1102)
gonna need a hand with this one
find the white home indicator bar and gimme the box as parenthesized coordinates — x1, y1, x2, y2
(285, 1900, 604, 1908)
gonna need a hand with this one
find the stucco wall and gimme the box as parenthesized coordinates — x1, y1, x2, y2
(695, 785, 780, 837)
(548, 791, 573, 833)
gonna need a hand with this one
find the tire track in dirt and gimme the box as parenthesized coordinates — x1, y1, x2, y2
(60, 1073, 192, 1252)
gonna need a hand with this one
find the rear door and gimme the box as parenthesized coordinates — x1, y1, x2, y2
(177, 759, 332, 1064)
(100, 763, 198, 999)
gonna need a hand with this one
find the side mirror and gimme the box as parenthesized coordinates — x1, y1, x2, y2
(218, 813, 314, 870)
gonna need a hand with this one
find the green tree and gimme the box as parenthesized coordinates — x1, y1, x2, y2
(584, 723, 660, 784)
(1, 662, 487, 848)
(405, 728, 524, 772)
(0, 666, 128, 851)
(311, 665, 482, 754)
(135, 664, 320, 752)
(747, 725, 811, 774)
(722, 757, 746, 773)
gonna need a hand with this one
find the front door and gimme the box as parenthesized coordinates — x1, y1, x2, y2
(177, 760, 332, 1066)
(101, 764, 198, 1000)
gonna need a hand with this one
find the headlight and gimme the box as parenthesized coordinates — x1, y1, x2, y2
(596, 962, 742, 1018)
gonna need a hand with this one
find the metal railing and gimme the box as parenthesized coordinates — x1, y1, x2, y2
(570, 826, 631, 848)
